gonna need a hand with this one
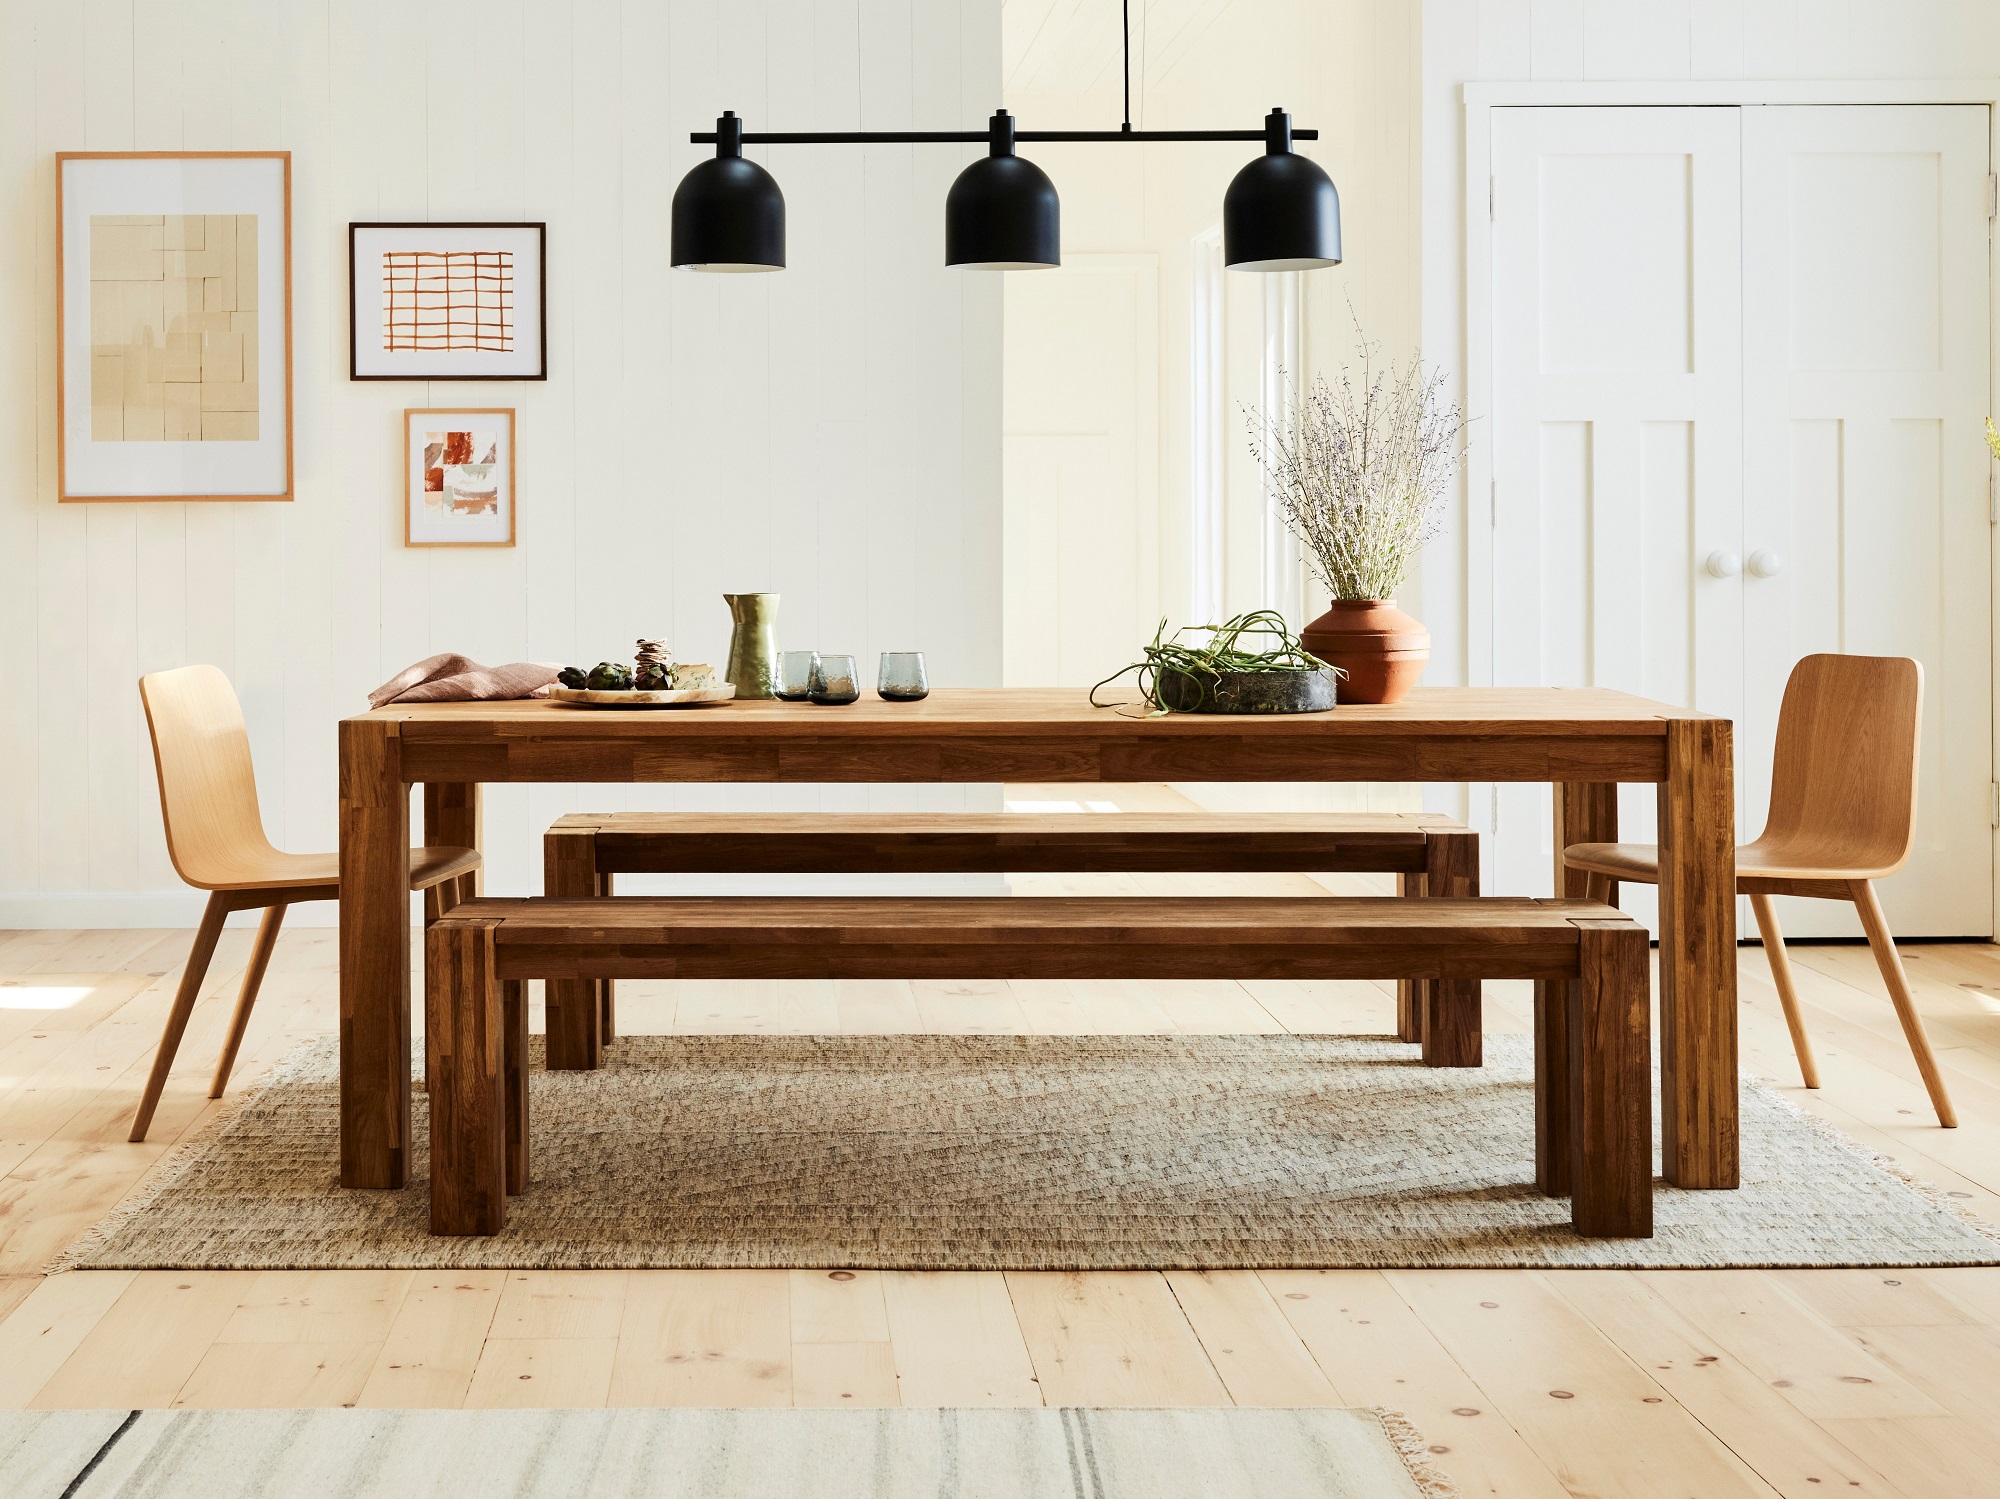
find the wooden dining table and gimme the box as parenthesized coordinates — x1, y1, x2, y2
(338, 687, 1738, 1193)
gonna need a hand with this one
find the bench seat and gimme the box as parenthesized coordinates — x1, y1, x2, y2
(426, 895, 1649, 1241)
(542, 812, 1481, 1068)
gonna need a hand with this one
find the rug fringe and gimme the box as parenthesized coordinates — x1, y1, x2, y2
(1371, 1407, 1460, 1499)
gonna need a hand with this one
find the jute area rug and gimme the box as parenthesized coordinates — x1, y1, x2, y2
(0, 1407, 1449, 1499)
(55, 1032, 2000, 1272)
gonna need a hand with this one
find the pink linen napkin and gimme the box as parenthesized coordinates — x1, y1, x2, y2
(369, 653, 565, 709)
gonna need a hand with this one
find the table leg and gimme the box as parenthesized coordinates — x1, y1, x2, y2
(1553, 782, 1619, 898)
(543, 826, 603, 1070)
(340, 721, 412, 1190)
(428, 919, 508, 1234)
(1420, 828, 1482, 1067)
(424, 782, 483, 892)
(1657, 719, 1738, 1189)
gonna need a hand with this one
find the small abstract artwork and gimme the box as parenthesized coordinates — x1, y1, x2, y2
(384, 250, 513, 353)
(352, 224, 545, 379)
(58, 152, 292, 501)
(406, 407, 514, 546)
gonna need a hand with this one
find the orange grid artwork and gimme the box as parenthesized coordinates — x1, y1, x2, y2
(382, 250, 514, 353)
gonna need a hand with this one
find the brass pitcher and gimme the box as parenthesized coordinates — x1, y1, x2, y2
(723, 593, 780, 700)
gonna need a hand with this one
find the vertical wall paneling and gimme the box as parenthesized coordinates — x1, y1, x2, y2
(0, 0, 1004, 923)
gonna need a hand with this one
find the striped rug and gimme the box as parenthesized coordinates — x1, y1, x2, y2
(0, 1406, 1449, 1498)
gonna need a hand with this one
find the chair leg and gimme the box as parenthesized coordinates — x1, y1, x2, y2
(1747, 892, 1820, 1090)
(209, 903, 286, 1099)
(1851, 880, 1957, 1128)
(1583, 873, 1616, 906)
(130, 892, 231, 1143)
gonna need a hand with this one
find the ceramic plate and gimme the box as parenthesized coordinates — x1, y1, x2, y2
(546, 685, 737, 709)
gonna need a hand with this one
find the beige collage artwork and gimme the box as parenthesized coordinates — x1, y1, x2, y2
(89, 212, 258, 442)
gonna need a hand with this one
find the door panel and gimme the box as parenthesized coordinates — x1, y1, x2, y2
(1489, 106, 1746, 928)
(1742, 104, 1992, 937)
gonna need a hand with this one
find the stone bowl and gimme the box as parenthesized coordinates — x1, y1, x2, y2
(1153, 666, 1338, 714)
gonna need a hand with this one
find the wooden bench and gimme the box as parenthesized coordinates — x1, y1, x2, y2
(425, 895, 1651, 1240)
(542, 812, 1482, 1070)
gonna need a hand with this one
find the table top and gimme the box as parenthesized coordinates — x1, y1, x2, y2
(354, 686, 1709, 739)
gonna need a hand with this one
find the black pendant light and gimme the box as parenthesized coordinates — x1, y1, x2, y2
(671, 111, 785, 273)
(946, 111, 1059, 270)
(1223, 109, 1340, 271)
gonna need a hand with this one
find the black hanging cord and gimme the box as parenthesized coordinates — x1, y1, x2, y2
(1121, 0, 1132, 132)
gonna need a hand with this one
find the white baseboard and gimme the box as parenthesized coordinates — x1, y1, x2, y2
(0, 875, 1015, 930)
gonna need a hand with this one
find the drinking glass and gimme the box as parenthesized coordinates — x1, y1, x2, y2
(877, 652, 929, 701)
(775, 650, 818, 701)
(807, 653, 860, 705)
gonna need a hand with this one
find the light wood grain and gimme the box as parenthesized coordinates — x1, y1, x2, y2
(1005, 1271, 1229, 1407)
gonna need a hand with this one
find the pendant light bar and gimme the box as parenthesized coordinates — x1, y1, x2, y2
(688, 127, 1318, 145)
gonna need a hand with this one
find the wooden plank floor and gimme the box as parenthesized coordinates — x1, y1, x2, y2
(2, 803, 2000, 1494)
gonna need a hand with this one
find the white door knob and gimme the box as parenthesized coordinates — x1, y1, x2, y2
(1705, 550, 1741, 579)
(1747, 549, 1783, 578)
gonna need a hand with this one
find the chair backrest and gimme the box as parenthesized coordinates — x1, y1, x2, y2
(138, 665, 279, 889)
(1758, 653, 1923, 875)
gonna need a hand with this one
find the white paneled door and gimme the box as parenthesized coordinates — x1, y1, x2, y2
(1489, 106, 1746, 930)
(1488, 103, 1992, 937)
(1742, 106, 1993, 936)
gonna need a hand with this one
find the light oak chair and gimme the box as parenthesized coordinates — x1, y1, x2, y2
(130, 665, 481, 1142)
(1564, 653, 1955, 1127)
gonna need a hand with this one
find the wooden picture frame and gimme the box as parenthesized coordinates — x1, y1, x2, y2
(57, 151, 294, 502)
(350, 222, 548, 380)
(405, 407, 516, 547)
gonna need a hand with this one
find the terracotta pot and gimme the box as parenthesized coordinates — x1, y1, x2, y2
(1300, 599, 1430, 705)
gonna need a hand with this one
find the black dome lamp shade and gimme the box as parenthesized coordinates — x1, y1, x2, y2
(1223, 108, 1341, 272)
(945, 111, 1059, 270)
(671, 111, 785, 273)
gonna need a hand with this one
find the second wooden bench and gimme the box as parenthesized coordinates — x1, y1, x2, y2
(542, 811, 1481, 1069)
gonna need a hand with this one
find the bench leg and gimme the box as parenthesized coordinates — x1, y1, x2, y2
(1420, 829, 1482, 1067)
(504, 978, 529, 1195)
(1395, 873, 1426, 1044)
(1534, 977, 1573, 1198)
(543, 832, 603, 1070)
(428, 921, 508, 1235)
(599, 872, 616, 1044)
(1570, 922, 1653, 1237)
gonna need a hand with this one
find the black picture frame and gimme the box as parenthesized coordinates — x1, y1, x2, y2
(348, 221, 547, 380)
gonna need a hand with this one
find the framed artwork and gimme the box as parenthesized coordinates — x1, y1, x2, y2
(351, 222, 547, 380)
(57, 152, 293, 502)
(405, 407, 516, 547)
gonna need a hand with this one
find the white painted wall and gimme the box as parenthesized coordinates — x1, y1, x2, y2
(0, 0, 1004, 926)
